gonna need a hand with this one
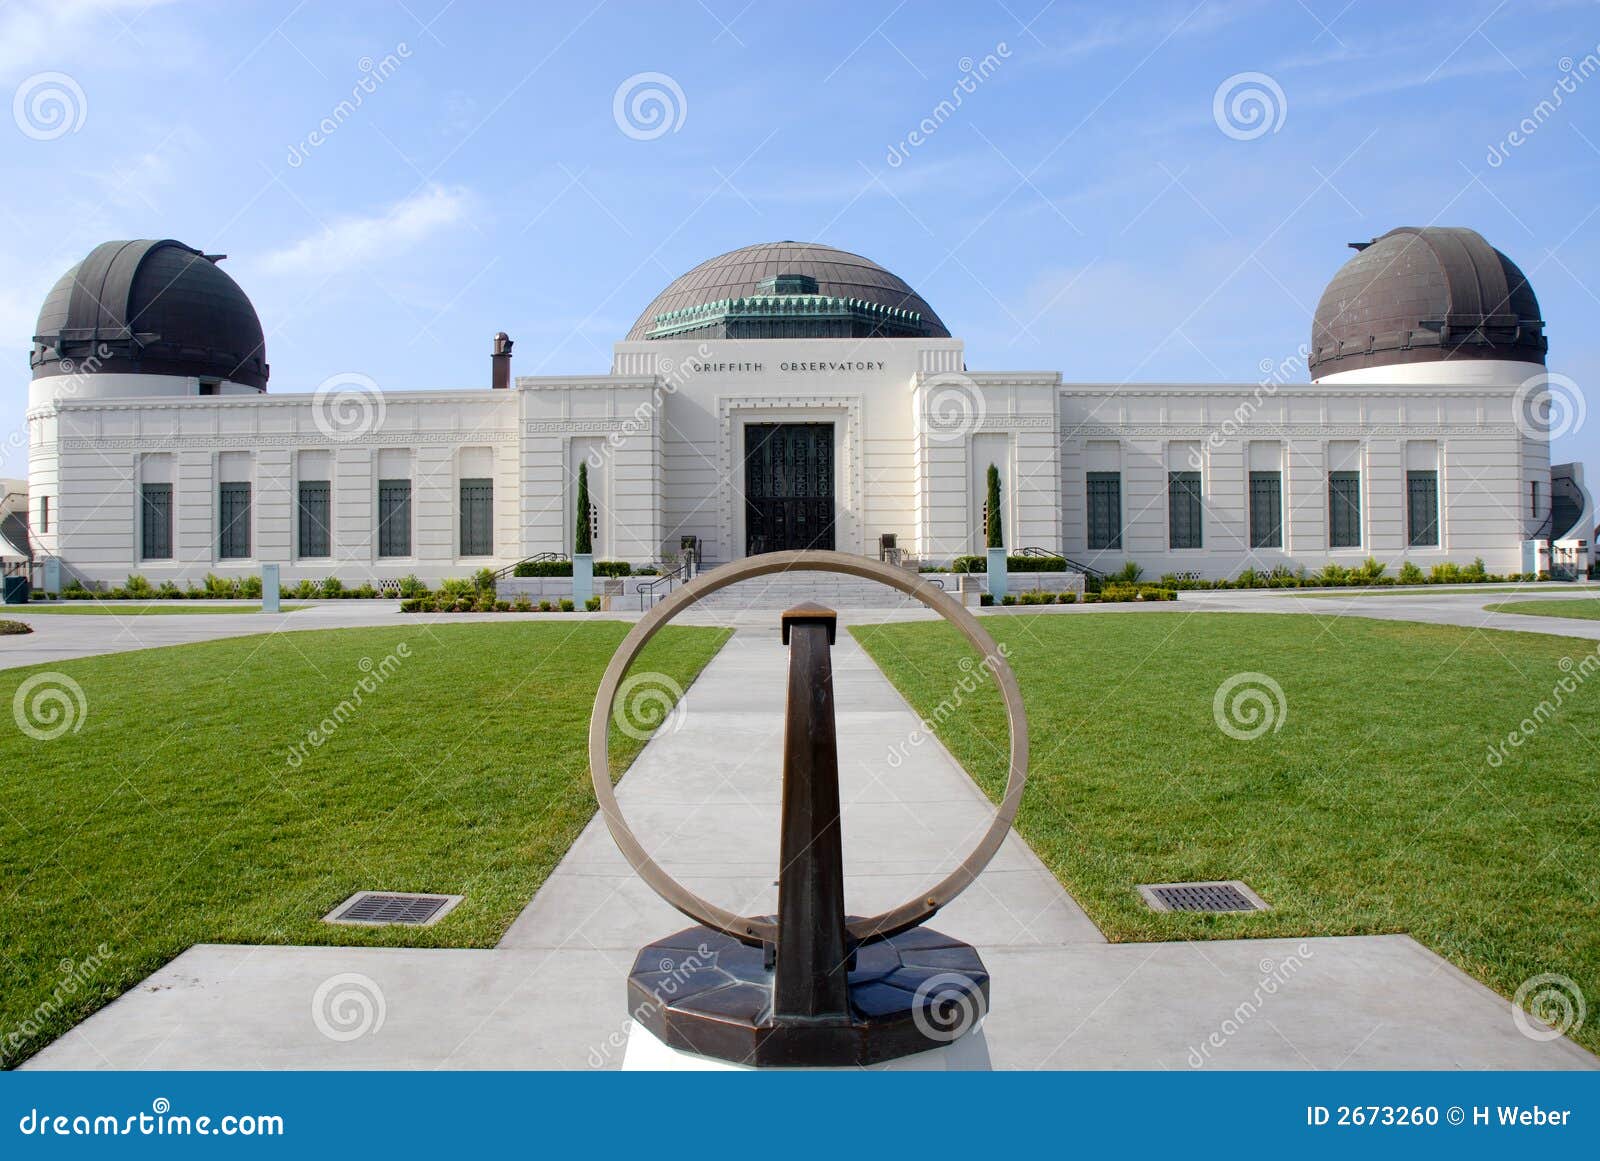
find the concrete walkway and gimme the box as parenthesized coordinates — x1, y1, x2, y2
(24, 623, 1596, 1070)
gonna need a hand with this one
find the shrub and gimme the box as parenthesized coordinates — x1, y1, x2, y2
(124, 574, 154, 597)
(1100, 584, 1177, 602)
(0, 619, 32, 635)
(1001, 594, 1017, 606)
(473, 567, 496, 592)
(439, 577, 476, 597)
(354, 582, 377, 599)
(538, 600, 553, 612)
(559, 598, 575, 612)
(156, 580, 182, 599)
(953, 555, 985, 573)
(954, 554, 1072, 573)
(585, 596, 602, 612)
(979, 592, 994, 606)
(1019, 589, 1056, 605)
(513, 560, 573, 577)
(633, 566, 659, 577)
(397, 574, 426, 598)
(494, 600, 512, 612)
(594, 561, 632, 577)
(1106, 561, 1143, 584)
(318, 576, 342, 598)
(513, 595, 533, 612)
(1059, 592, 1077, 604)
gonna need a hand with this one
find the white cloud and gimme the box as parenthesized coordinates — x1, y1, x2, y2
(0, 0, 181, 82)
(261, 185, 474, 278)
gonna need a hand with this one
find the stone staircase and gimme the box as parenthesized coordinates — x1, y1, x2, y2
(633, 567, 965, 611)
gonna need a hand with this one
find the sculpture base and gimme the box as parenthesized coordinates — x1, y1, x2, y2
(622, 1017, 992, 1070)
(626, 923, 989, 1068)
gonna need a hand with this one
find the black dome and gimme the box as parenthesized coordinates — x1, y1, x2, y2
(32, 239, 268, 390)
(627, 241, 950, 341)
(1309, 226, 1544, 379)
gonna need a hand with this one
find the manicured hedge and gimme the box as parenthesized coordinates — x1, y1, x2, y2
(952, 555, 1071, 573)
(511, 560, 632, 577)
(0, 619, 32, 635)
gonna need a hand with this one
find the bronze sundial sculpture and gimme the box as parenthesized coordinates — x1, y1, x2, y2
(587, 550, 1029, 1067)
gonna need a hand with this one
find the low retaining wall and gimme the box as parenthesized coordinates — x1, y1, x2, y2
(963, 570, 1087, 596)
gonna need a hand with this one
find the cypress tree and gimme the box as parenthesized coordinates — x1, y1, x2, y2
(985, 463, 1003, 548)
(575, 462, 593, 555)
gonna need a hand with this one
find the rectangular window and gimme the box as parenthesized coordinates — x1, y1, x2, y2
(1086, 471, 1122, 551)
(140, 483, 172, 560)
(378, 479, 412, 558)
(297, 481, 331, 558)
(1407, 470, 1440, 547)
(460, 478, 493, 556)
(1249, 471, 1283, 548)
(1168, 471, 1203, 549)
(1531, 480, 1540, 518)
(38, 495, 49, 534)
(1328, 471, 1361, 549)
(219, 482, 251, 559)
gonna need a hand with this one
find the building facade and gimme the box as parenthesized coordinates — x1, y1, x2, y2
(21, 233, 1592, 587)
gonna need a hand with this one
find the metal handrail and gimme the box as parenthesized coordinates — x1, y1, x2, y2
(491, 551, 568, 581)
(1016, 546, 1106, 580)
(633, 559, 690, 606)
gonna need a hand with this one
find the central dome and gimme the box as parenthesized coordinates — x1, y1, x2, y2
(626, 241, 949, 341)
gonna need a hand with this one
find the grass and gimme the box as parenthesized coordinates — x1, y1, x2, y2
(852, 612, 1600, 1054)
(1484, 599, 1600, 621)
(0, 620, 729, 1067)
(14, 602, 309, 615)
(1294, 585, 1599, 598)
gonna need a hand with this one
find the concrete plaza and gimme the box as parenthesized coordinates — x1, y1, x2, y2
(21, 606, 1596, 1070)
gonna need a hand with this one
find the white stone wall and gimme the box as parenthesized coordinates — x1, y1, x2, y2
(23, 339, 1549, 587)
(1059, 380, 1533, 578)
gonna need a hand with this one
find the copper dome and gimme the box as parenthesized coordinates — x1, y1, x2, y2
(1308, 227, 1544, 380)
(627, 241, 949, 341)
(32, 239, 268, 389)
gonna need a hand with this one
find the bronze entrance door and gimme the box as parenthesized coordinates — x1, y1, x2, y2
(744, 423, 835, 555)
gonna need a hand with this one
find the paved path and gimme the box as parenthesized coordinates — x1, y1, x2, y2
(25, 625, 1595, 1070)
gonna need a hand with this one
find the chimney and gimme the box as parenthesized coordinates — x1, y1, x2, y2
(491, 332, 513, 389)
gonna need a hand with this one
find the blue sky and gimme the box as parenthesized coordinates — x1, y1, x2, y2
(2, 0, 1597, 473)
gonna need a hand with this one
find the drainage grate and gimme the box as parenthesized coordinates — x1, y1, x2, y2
(1136, 880, 1267, 913)
(324, 891, 464, 927)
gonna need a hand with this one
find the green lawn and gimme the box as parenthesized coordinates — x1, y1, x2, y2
(1484, 599, 1600, 621)
(0, 621, 729, 1067)
(13, 602, 309, 615)
(853, 613, 1600, 1054)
